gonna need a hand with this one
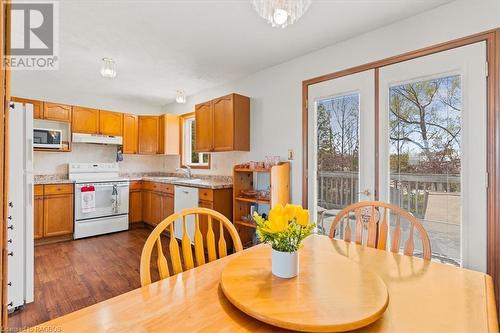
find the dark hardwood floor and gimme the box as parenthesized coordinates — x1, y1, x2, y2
(8, 227, 168, 331)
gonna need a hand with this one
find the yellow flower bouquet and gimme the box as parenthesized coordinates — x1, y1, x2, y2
(253, 204, 314, 252)
(254, 204, 314, 278)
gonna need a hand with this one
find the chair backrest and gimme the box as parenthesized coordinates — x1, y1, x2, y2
(328, 201, 431, 260)
(140, 207, 243, 286)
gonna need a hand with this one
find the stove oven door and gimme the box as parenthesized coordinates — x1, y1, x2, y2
(75, 182, 129, 221)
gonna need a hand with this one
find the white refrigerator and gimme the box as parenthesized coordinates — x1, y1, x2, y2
(7, 101, 34, 311)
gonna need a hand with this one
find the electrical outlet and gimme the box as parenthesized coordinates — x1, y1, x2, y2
(288, 149, 294, 160)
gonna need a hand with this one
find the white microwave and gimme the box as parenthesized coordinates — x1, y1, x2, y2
(33, 128, 63, 149)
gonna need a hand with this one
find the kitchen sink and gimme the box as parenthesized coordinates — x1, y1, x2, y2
(153, 177, 183, 181)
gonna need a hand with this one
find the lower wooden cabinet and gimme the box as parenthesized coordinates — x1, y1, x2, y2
(43, 193, 74, 237)
(130, 181, 231, 230)
(161, 193, 174, 221)
(140, 181, 175, 226)
(150, 192, 163, 225)
(198, 188, 233, 248)
(129, 181, 142, 223)
(34, 184, 74, 242)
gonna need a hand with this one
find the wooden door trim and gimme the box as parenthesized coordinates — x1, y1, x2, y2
(302, 28, 500, 316)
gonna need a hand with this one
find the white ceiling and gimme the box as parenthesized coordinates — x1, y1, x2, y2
(12, 0, 452, 109)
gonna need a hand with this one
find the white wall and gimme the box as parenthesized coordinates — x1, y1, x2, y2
(163, 0, 500, 205)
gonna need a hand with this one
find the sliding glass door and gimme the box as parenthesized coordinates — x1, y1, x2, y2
(308, 70, 375, 235)
(308, 42, 488, 272)
(378, 42, 487, 271)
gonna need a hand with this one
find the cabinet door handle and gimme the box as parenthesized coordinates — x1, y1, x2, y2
(8, 202, 13, 208)
(7, 225, 13, 230)
(8, 251, 13, 256)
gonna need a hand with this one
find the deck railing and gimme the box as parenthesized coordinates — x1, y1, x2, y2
(317, 171, 461, 218)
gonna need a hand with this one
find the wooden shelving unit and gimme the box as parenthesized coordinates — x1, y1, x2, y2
(233, 162, 290, 247)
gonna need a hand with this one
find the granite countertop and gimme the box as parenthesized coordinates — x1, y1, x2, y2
(140, 176, 232, 189)
(34, 175, 75, 185)
(34, 173, 233, 190)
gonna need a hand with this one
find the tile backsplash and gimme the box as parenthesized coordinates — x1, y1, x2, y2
(34, 143, 174, 175)
(34, 143, 249, 176)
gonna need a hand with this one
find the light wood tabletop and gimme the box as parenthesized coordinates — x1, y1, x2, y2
(220, 244, 389, 332)
(32, 235, 498, 332)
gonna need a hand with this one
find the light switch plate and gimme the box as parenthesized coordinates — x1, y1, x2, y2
(288, 149, 294, 160)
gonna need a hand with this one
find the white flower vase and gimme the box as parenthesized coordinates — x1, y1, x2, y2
(272, 249, 298, 278)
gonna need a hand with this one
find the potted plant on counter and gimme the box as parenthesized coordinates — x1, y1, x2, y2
(253, 204, 314, 278)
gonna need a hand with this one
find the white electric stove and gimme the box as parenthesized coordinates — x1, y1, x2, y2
(69, 163, 129, 239)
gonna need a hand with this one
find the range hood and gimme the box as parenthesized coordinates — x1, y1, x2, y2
(72, 133, 123, 145)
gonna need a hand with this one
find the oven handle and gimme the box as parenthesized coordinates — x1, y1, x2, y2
(76, 183, 129, 190)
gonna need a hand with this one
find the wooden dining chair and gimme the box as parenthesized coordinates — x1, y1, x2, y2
(140, 207, 243, 286)
(328, 201, 431, 260)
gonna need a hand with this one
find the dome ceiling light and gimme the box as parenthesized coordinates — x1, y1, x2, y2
(100, 58, 117, 78)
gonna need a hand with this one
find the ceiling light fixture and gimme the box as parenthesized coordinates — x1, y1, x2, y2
(252, 0, 311, 29)
(175, 90, 187, 104)
(100, 58, 117, 78)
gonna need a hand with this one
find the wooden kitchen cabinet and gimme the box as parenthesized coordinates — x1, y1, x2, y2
(43, 193, 74, 237)
(161, 193, 174, 221)
(212, 95, 234, 151)
(35, 184, 75, 239)
(138, 116, 160, 154)
(142, 190, 152, 224)
(195, 102, 213, 152)
(99, 110, 123, 136)
(72, 106, 99, 134)
(43, 102, 72, 122)
(129, 181, 142, 223)
(11, 97, 44, 119)
(198, 188, 233, 249)
(158, 114, 180, 155)
(150, 192, 163, 225)
(195, 93, 250, 152)
(34, 184, 74, 243)
(141, 181, 175, 226)
(34, 185, 44, 239)
(123, 114, 138, 154)
(72, 108, 123, 136)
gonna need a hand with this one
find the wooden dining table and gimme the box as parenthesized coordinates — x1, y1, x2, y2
(32, 235, 498, 332)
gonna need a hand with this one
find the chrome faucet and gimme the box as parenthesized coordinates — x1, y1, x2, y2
(176, 166, 192, 179)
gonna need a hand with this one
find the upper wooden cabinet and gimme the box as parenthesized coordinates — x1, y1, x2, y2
(72, 108, 123, 136)
(12, 96, 181, 156)
(138, 116, 160, 154)
(44, 102, 73, 122)
(138, 115, 179, 155)
(195, 102, 213, 152)
(158, 114, 180, 155)
(195, 93, 250, 152)
(99, 110, 123, 136)
(72, 107, 99, 134)
(11, 97, 44, 119)
(123, 114, 138, 154)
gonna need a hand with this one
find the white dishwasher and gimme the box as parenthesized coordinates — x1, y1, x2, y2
(174, 186, 199, 240)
